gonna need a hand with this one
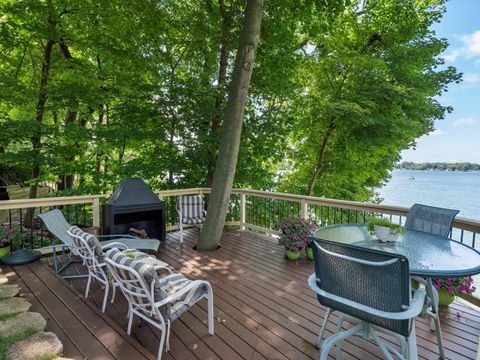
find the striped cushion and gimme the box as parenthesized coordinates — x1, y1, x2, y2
(183, 217, 205, 225)
(106, 248, 170, 319)
(69, 225, 105, 263)
(158, 273, 208, 321)
(178, 195, 205, 224)
(106, 248, 208, 321)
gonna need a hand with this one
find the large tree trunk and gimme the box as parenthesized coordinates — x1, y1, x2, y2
(206, 0, 232, 186)
(197, 0, 263, 251)
(29, 0, 57, 199)
(29, 38, 55, 199)
(58, 41, 78, 190)
(306, 121, 336, 196)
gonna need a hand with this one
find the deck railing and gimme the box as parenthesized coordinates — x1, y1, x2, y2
(1, 187, 479, 250)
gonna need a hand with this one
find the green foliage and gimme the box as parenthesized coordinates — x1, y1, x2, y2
(0, 0, 460, 205)
(366, 217, 405, 235)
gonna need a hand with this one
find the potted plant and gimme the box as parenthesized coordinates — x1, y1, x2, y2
(366, 217, 405, 242)
(433, 277, 476, 306)
(274, 216, 316, 261)
(0, 225, 18, 258)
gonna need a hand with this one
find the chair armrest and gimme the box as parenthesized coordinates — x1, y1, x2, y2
(98, 234, 138, 240)
(101, 242, 129, 250)
(308, 273, 426, 321)
(153, 280, 207, 308)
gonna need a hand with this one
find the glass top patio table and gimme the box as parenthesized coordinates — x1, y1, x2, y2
(314, 224, 480, 278)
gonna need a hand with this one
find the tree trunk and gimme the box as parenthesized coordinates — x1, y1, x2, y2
(197, 0, 263, 251)
(29, 38, 55, 199)
(29, 0, 57, 199)
(207, 0, 232, 186)
(306, 121, 336, 196)
(59, 40, 78, 190)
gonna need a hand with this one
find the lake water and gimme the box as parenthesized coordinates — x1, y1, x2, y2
(378, 169, 480, 221)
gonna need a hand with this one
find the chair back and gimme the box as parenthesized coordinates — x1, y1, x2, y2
(67, 226, 106, 280)
(38, 209, 78, 255)
(104, 248, 168, 320)
(311, 237, 410, 337)
(405, 203, 459, 238)
(177, 195, 205, 219)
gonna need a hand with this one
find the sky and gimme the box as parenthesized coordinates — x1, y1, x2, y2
(400, 0, 480, 163)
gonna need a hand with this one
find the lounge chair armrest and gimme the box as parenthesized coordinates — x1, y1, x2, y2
(101, 242, 129, 250)
(41, 244, 70, 250)
(153, 280, 208, 308)
(308, 273, 426, 321)
(97, 234, 139, 240)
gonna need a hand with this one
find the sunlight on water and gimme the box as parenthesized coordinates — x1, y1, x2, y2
(378, 169, 480, 221)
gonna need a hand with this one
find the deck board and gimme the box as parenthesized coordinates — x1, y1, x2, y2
(1, 262, 155, 360)
(3, 228, 479, 359)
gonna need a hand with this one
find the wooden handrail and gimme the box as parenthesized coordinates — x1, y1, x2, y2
(1, 187, 479, 234)
(0, 195, 105, 210)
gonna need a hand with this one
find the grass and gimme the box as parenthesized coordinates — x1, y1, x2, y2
(0, 326, 38, 359)
(0, 312, 19, 321)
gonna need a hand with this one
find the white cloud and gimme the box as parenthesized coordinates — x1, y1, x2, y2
(453, 117, 477, 127)
(463, 73, 480, 83)
(444, 30, 480, 62)
(461, 30, 480, 58)
(429, 129, 446, 137)
(444, 49, 460, 62)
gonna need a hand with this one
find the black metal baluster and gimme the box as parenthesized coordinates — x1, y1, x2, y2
(473, 233, 476, 248)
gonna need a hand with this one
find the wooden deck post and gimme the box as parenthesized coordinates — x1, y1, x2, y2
(301, 198, 308, 219)
(92, 197, 100, 228)
(240, 192, 246, 231)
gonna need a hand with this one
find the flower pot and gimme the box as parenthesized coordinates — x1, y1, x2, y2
(306, 247, 314, 261)
(285, 250, 302, 261)
(0, 245, 11, 258)
(411, 279, 419, 290)
(374, 225, 400, 242)
(437, 288, 455, 307)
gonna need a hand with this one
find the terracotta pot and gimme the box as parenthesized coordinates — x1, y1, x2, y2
(438, 288, 455, 307)
(285, 250, 302, 261)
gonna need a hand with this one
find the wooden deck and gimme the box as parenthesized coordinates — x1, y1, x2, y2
(3, 229, 480, 359)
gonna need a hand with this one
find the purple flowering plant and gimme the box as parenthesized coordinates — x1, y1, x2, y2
(433, 277, 476, 295)
(273, 216, 316, 252)
(0, 225, 19, 248)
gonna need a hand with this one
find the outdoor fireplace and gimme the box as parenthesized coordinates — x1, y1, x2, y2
(102, 178, 166, 241)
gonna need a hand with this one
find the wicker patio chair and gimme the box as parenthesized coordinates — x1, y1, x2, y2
(67, 226, 171, 313)
(405, 203, 459, 357)
(38, 209, 161, 275)
(104, 248, 214, 360)
(177, 195, 206, 243)
(308, 238, 425, 360)
(405, 203, 459, 238)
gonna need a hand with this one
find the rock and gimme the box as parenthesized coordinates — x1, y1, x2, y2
(7, 331, 63, 360)
(0, 285, 19, 299)
(0, 297, 31, 315)
(0, 274, 8, 285)
(0, 312, 46, 337)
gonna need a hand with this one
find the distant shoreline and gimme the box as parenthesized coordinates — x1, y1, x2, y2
(396, 162, 480, 172)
